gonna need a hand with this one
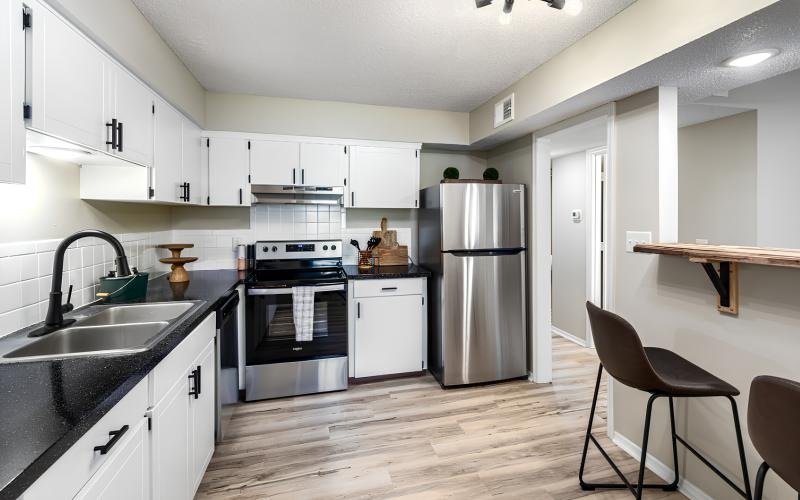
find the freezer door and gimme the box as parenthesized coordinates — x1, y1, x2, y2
(441, 183, 525, 251)
(440, 250, 527, 385)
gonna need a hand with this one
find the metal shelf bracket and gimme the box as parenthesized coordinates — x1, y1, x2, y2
(691, 258, 738, 314)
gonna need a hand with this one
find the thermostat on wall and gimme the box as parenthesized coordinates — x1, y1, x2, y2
(571, 209, 582, 222)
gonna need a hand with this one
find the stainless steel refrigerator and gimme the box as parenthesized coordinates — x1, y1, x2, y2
(419, 182, 527, 387)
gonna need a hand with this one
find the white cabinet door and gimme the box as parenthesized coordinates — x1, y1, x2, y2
(151, 373, 190, 500)
(349, 146, 419, 208)
(206, 137, 250, 206)
(0, 0, 24, 183)
(300, 143, 347, 187)
(189, 341, 216, 494)
(74, 418, 149, 500)
(152, 99, 182, 202)
(181, 119, 203, 204)
(250, 140, 299, 186)
(354, 294, 423, 378)
(106, 65, 153, 166)
(30, 1, 105, 150)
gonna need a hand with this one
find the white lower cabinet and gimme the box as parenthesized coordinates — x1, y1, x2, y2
(349, 278, 427, 378)
(21, 312, 217, 500)
(74, 417, 150, 500)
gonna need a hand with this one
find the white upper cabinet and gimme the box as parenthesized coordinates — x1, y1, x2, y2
(204, 137, 250, 206)
(181, 119, 203, 204)
(250, 140, 299, 186)
(152, 98, 182, 202)
(105, 64, 154, 167)
(0, 0, 25, 184)
(300, 143, 347, 187)
(30, 0, 105, 150)
(349, 146, 420, 208)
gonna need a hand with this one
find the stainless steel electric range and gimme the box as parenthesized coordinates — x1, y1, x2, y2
(244, 240, 348, 401)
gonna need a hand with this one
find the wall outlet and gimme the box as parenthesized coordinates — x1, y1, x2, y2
(626, 231, 652, 253)
(695, 238, 709, 244)
(571, 209, 582, 222)
(232, 237, 241, 249)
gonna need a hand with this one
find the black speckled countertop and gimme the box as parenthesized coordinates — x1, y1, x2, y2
(0, 270, 244, 500)
(343, 264, 431, 280)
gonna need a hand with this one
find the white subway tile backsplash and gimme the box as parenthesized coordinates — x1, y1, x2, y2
(0, 231, 161, 338)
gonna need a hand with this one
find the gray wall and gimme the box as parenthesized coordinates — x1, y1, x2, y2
(678, 111, 757, 245)
(612, 90, 800, 500)
(551, 152, 588, 340)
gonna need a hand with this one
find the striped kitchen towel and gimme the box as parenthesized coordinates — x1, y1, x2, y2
(292, 286, 315, 342)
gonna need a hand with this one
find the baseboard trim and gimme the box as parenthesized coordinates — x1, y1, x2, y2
(612, 432, 713, 500)
(551, 326, 587, 347)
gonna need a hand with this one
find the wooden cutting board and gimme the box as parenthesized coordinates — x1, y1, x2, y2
(371, 217, 408, 266)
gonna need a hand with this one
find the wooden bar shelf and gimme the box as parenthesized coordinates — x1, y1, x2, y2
(633, 243, 800, 314)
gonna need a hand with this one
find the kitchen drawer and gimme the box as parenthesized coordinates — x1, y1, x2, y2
(21, 378, 149, 500)
(151, 312, 216, 406)
(352, 278, 424, 298)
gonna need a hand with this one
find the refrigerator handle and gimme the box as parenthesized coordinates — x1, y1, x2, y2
(448, 248, 525, 257)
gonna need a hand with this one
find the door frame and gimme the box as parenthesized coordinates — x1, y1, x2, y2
(531, 103, 616, 378)
(585, 146, 608, 347)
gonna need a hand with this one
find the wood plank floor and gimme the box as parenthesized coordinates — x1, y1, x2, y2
(198, 337, 685, 499)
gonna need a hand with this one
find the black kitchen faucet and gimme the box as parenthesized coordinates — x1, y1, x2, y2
(30, 230, 132, 337)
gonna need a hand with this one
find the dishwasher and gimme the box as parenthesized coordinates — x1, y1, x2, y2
(216, 290, 240, 442)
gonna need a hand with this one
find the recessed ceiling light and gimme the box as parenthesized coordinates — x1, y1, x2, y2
(723, 49, 779, 68)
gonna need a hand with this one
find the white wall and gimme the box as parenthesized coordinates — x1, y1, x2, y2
(612, 89, 800, 500)
(551, 151, 588, 341)
(205, 92, 469, 145)
(678, 111, 757, 245)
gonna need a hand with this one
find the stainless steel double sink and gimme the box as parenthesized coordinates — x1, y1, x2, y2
(2, 302, 201, 362)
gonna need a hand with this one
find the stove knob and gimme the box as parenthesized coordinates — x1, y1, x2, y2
(272, 246, 278, 252)
(331, 244, 337, 250)
(262, 246, 268, 252)
(323, 245, 329, 250)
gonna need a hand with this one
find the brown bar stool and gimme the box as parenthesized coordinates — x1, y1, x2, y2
(581, 301, 752, 499)
(747, 375, 800, 500)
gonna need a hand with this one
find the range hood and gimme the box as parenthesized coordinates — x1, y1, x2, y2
(251, 185, 344, 206)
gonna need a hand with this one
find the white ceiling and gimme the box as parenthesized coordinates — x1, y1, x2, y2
(130, 0, 635, 112)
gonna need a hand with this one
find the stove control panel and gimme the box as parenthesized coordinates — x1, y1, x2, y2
(256, 240, 342, 260)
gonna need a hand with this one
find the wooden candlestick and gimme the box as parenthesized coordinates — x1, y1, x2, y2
(157, 244, 198, 283)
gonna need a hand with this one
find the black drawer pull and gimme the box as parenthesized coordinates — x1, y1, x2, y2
(381, 287, 398, 292)
(94, 425, 129, 455)
(105, 118, 118, 150)
(117, 121, 123, 152)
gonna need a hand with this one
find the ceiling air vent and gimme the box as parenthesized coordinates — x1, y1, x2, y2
(494, 93, 514, 128)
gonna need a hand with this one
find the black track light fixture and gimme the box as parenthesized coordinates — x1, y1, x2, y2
(475, 0, 582, 23)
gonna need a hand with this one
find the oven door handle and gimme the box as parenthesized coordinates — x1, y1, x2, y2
(247, 284, 346, 295)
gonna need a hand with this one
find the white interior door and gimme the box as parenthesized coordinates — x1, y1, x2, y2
(300, 143, 347, 186)
(208, 137, 249, 206)
(250, 140, 299, 186)
(152, 99, 182, 202)
(349, 146, 418, 208)
(107, 66, 153, 166)
(354, 295, 422, 377)
(31, 3, 105, 150)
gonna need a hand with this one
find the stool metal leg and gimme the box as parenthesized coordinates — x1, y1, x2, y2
(578, 364, 604, 491)
(728, 396, 753, 500)
(667, 397, 680, 491)
(753, 462, 769, 500)
(635, 394, 659, 499)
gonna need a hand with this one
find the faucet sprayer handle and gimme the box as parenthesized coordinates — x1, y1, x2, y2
(62, 285, 74, 313)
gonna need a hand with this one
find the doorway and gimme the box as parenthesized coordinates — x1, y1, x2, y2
(530, 105, 614, 385)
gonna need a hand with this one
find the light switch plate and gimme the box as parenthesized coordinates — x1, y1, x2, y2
(626, 231, 652, 253)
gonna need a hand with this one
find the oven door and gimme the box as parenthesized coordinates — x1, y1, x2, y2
(246, 283, 348, 365)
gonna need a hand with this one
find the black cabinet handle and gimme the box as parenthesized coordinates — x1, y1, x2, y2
(301, 169, 305, 184)
(94, 425, 129, 455)
(187, 182, 191, 202)
(188, 367, 200, 399)
(351, 192, 355, 207)
(179, 182, 188, 202)
(196, 365, 201, 396)
(357, 302, 360, 319)
(381, 287, 398, 292)
(239, 188, 243, 205)
(106, 118, 118, 150)
(117, 121, 123, 152)
(292, 168, 296, 185)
